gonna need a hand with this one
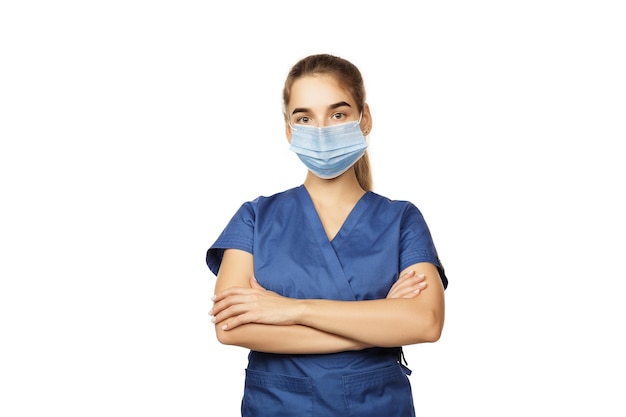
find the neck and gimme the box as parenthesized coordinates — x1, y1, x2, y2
(303, 168, 365, 204)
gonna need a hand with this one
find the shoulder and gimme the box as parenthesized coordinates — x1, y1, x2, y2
(245, 186, 301, 208)
(366, 191, 422, 216)
(235, 186, 302, 218)
(365, 192, 430, 231)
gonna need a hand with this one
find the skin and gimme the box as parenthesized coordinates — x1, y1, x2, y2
(210, 74, 445, 354)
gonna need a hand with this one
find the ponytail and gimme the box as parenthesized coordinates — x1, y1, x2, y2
(354, 151, 373, 191)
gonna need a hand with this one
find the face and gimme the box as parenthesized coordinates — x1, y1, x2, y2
(285, 75, 371, 141)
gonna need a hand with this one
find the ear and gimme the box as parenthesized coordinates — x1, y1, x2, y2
(361, 103, 373, 136)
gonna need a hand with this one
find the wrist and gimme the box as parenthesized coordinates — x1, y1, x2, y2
(294, 299, 310, 326)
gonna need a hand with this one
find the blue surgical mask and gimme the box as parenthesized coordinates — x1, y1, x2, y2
(289, 116, 367, 179)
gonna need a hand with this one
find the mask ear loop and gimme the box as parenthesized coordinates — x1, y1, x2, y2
(283, 105, 293, 130)
(356, 111, 367, 134)
(286, 110, 301, 132)
(358, 112, 371, 145)
(283, 105, 296, 131)
(357, 111, 368, 139)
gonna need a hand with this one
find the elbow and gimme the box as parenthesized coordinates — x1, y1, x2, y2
(422, 324, 443, 343)
(215, 325, 237, 346)
(415, 310, 445, 344)
(215, 327, 228, 345)
(215, 324, 261, 349)
(428, 308, 445, 342)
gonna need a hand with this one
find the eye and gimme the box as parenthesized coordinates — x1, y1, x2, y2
(331, 113, 346, 121)
(296, 116, 312, 124)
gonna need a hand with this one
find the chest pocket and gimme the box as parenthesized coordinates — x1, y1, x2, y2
(342, 364, 416, 417)
(242, 369, 313, 417)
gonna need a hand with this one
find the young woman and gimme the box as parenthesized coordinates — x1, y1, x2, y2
(206, 53, 448, 417)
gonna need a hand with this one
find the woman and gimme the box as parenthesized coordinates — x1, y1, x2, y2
(207, 53, 448, 417)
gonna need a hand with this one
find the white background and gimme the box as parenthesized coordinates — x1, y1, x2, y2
(1, 1, 625, 416)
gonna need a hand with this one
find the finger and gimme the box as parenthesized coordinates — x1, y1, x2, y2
(390, 271, 415, 290)
(216, 317, 237, 331)
(211, 293, 253, 317)
(411, 281, 427, 294)
(212, 301, 250, 325)
(389, 278, 428, 299)
(402, 274, 427, 290)
(391, 273, 425, 293)
(212, 286, 253, 302)
(217, 308, 257, 331)
(397, 283, 426, 299)
(218, 318, 238, 331)
(397, 272, 425, 285)
(405, 278, 427, 295)
(398, 270, 416, 281)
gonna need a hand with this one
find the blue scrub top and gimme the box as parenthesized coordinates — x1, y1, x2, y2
(207, 185, 447, 417)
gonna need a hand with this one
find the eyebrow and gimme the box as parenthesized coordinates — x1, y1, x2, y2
(291, 101, 353, 116)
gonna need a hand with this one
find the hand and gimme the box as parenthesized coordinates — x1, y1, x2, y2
(210, 277, 298, 331)
(386, 270, 427, 299)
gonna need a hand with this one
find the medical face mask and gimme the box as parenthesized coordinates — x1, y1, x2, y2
(288, 116, 368, 179)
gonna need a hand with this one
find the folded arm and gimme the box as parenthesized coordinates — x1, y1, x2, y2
(211, 249, 444, 353)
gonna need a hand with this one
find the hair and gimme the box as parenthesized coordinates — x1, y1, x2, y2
(282, 54, 373, 191)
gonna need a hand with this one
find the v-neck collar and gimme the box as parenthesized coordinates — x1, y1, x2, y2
(295, 185, 371, 247)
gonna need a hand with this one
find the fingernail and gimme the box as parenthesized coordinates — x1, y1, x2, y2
(221, 324, 228, 330)
(413, 288, 421, 294)
(211, 295, 216, 301)
(417, 274, 425, 278)
(210, 316, 216, 323)
(208, 308, 213, 315)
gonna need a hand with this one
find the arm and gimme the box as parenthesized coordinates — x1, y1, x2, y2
(212, 249, 368, 353)
(295, 262, 444, 346)
(211, 249, 444, 350)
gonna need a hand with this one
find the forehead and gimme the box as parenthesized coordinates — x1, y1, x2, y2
(288, 75, 355, 111)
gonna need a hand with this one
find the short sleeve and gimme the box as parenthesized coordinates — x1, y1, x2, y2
(399, 204, 448, 289)
(205, 202, 255, 276)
